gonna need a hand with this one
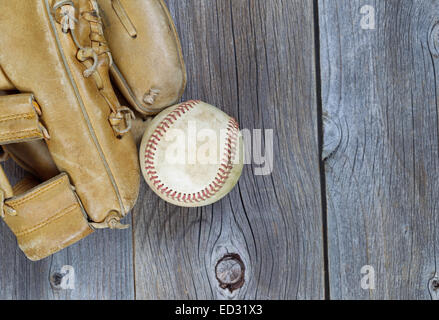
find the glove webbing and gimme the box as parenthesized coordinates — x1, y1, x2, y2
(53, 0, 135, 137)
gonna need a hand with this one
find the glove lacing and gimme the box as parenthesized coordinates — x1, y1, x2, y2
(52, 0, 134, 138)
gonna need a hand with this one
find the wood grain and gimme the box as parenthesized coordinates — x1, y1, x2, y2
(0, 0, 325, 300)
(319, 0, 439, 299)
(132, 0, 324, 300)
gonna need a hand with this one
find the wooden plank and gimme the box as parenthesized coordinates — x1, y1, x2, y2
(133, 0, 324, 299)
(0, 153, 135, 300)
(319, 0, 439, 299)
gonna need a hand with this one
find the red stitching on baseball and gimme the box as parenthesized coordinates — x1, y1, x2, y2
(144, 100, 240, 203)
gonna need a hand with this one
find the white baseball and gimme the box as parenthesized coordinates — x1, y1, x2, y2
(139, 100, 244, 207)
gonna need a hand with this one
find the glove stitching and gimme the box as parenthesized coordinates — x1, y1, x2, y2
(0, 129, 42, 137)
(0, 131, 43, 143)
(7, 178, 65, 207)
(0, 113, 36, 122)
(13, 203, 79, 237)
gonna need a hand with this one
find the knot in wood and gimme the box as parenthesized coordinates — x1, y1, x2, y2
(215, 253, 245, 292)
(429, 22, 439, 57)
(429, 276, 439, 300)
(50, 272, 64, 289)
(322, 114, 342, 160)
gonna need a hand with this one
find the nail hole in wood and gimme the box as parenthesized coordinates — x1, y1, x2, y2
(215, 253, 245, 293)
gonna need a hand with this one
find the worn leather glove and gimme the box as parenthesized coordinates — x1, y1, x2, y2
(97, 0, 187, 116)
(0, 0, 140, 261)
(0, 0, 186, 179)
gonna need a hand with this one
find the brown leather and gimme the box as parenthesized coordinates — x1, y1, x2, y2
(12, 175, 40, 195)
(98, 0, 187, 115)
(0, 165, 12, 199)
(0, 66, 14, 91)
(0, 94, 45, 145)
(0, 0, 184, 179)
(5, 141, 59, 181)
(3, 174, 93, 261)
(0, 0, 140, 260)
(4, 117, 148, 182)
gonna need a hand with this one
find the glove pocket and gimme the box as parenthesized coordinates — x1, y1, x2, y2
(2, 173, 93, 261)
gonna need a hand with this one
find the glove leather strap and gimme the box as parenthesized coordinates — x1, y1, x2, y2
(0, 94, 46, 145)
(111, 0, 137, 38)
(2, 173, 93, 261)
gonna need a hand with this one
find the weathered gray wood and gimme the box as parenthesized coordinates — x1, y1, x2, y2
(132, 0, 324, 299)
(0, 0, 325, 300)
(320, 0, 439, 299)
(0, 158, 135, 300)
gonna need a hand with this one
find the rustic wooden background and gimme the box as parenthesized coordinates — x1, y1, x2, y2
(1, 0, 438, 300)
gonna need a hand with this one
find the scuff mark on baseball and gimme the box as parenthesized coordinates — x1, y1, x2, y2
(139, 100, 244, 207)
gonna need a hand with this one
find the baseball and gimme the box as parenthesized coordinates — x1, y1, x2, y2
(139, 100, 244, 207)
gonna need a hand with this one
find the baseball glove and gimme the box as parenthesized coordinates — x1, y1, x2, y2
(0, 0, 186, 179)
(0, 0, 140, 261)
(97, 0, 187, 115)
